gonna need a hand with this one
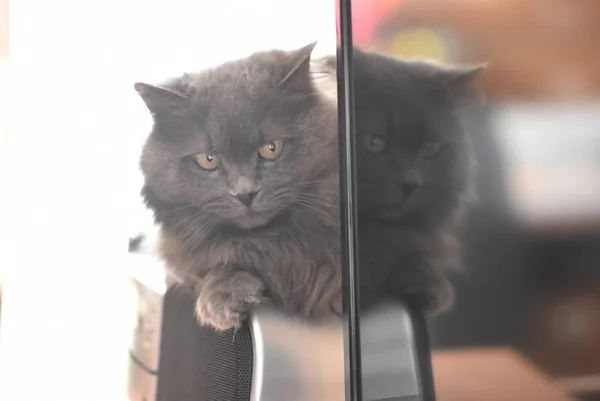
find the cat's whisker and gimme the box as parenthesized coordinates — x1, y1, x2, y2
(295, 194, 338, 210)
(183, 215, 219, 252)
(289, 179, 340, 186)
(175, 211, 218, 251)
(279, 88, 323, 102)
(294, 188, 338, 197)
(286, 182, 339, 192)
(176, 214, 207, 246)
(181, 219, 218, 252)
(160, 203, 201, 217)
(294, 189, 339, 200)
(293, 200, 340, 222)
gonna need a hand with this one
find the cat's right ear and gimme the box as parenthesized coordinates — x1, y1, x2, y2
(134, 83, 187, 114)
(437, 63, 487, 107)
(279, 41, 317, 90)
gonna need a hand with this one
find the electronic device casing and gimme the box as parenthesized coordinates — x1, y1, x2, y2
(126, 254, 435, 401)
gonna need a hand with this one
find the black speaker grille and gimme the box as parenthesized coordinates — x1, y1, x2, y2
(235, 325, 254, 400)
(156, 286, 254, 401)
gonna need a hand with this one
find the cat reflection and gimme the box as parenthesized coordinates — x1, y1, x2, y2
(323, 49, 483, 313)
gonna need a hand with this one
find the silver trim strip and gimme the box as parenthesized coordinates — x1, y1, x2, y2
(249, 302, 424, 401)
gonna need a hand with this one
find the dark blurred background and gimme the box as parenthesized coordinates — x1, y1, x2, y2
(351, 0, 600, 399)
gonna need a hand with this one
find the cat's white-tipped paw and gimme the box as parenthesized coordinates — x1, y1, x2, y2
(194, 271, 265, 332)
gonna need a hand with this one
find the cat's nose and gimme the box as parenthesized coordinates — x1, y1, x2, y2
(400, 182, 420, 197)
(234, 190, 258, 207)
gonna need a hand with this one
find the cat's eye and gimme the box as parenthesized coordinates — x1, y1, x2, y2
(194, 153, 219, 170)
(423, 142, 441, 159)
(259, 139, 284, 160)
(365, 135, 386, 153)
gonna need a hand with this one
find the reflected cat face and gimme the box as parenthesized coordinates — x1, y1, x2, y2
(352, 50, 483, 224)
(137, 44, 338, 230)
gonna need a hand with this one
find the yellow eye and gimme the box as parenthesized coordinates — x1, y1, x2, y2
(194, 153, 219, 170)
(259, 139, 284, 160)
(366, 135, 386, 153)
(423, 142, 441, 159)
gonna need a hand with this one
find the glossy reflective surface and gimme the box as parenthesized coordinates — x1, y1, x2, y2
(350, 1, 600, 400)
(251, 302, 427, 401)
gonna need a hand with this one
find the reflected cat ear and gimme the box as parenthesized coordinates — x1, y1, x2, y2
(438, 63, 487, 106)
(279, 41, 317, 89)
(441, 64, 486, 86)
(134, 82, 187, 114)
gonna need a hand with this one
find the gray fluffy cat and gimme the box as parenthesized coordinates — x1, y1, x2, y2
(135, 43, 341, 331)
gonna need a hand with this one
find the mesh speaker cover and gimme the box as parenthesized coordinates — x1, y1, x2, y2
(156, 286, 253, 401)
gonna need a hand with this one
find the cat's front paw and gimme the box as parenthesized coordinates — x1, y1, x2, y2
(195, 271, 265, 332)
(330, 293, 343, 316)
(406, 278, 454, 314)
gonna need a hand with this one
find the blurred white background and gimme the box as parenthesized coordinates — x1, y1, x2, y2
(0, 1, 336, 399)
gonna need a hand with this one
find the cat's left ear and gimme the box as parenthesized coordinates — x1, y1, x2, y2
(280, 41, 317, 89)
(438, 63, 487, 106)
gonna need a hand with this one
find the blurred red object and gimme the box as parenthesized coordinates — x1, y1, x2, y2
(358, 0, 600, 100)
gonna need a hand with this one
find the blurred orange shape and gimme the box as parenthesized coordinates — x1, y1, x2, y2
(374, 0, 403, 15)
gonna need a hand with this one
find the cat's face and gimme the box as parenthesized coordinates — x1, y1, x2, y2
(353, 51, 482, 223)
(138, 44, 337, 230)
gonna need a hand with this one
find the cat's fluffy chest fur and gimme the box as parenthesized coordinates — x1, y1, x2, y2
(158, 197, 341, 318)
(357, 221, 460, 312)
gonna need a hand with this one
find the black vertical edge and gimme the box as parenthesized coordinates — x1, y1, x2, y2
(336, 0, 363, 400)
